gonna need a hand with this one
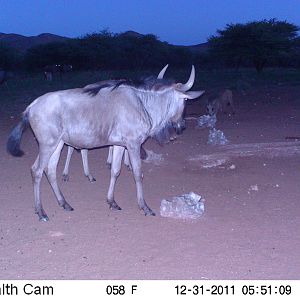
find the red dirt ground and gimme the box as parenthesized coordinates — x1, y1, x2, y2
(0, 85, 299, 279)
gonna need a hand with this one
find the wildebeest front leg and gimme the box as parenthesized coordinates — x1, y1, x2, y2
(46, 141, 74, 213)
(62, 146, 73, 181)
(107, 146, 124, 210)
(127, 145, 155, 216)
(81, 149, 96, 182)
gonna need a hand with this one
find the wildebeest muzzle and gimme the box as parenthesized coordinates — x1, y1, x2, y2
(172, 118, 186, 135)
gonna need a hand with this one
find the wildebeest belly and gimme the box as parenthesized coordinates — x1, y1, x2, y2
(62, 119, 122, 149)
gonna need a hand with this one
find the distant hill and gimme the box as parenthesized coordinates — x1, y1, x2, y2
(118, 30, 145, 38)
(0, 33, 70, 52)
(119, 30, 209, 53)
(0, 31, 209, 54)
(181, 42, 210, 53)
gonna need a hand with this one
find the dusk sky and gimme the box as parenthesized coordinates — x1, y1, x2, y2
(1, 0, 300, 45)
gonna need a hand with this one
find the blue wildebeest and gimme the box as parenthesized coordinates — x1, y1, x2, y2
(62, 139, 135, 182)
(61, 143, 135, 182)
(62, 66, 170, 182)
(7, 66, 204, 221)
(62, 147, 97, 182)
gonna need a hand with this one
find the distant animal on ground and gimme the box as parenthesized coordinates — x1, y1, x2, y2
(44, 64, 73, 81)
(62, 65, 181, 182)
(206, 89, 234, 116)
(44, 65, 60, 81)
(7, 65, 204, 221)
(0, 70, 7, 84)
(44, 71, 53, 81)
(0, 70, 13, 85)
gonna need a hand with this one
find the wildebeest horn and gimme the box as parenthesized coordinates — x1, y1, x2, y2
(178, 65, 195, 92)
(157, 64, 169, 79)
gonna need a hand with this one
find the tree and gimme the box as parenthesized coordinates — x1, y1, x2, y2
(0, 43, 20, 70)
(76, 29, 117, 69)
(22, 29, 196, 71)
(24, 41, 78, 70)
(208, 19, 299, 72)
(114, 34, 170, 69)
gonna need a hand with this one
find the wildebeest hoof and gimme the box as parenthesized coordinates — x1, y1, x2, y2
(142, 206, 156, 216)
(62, 174, 69, 182)
(36, 212, 49, 222)
(62, 202, 74, 211)
(39, 215, 49, 222)
(108, 201, 122, 211)
(87, 176, 96, 183)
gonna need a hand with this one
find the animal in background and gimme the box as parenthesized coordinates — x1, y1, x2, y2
(206, 89, 234, 116)
(44, 64, 73, 81)
(0, 70, 13, 85)
(0, 70, 7, 84)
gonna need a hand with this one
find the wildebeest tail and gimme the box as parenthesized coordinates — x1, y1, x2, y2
(7, 111, 30, 157)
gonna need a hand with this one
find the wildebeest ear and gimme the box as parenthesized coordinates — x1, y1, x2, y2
(180, 90, 205, 100)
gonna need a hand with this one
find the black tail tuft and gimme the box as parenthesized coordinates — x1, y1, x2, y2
(7, 112, 29, 157)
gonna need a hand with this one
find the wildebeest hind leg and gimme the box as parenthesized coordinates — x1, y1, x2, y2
(31, 155, 48, 221)
(31, 146, 56, 221)
(107, 146, 124, 210)
(46, 141, 74, 212)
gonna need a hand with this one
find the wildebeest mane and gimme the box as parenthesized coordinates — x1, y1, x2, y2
(84, 76, 176, 96)
(83, 80, 127, 96)
(120, 76, 175, 91)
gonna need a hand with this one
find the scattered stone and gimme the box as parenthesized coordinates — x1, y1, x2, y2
(49, 231, 64, 237)
(208, 128, 229, 145)
(197, 114, 217, 128)
(160, 192, 205, 220)
(249, 184, 259, 192)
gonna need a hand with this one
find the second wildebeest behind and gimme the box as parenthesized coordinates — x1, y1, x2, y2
(7, 66, 204, 221)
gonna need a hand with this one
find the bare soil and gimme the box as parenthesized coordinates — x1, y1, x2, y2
(0, 85, 299, 279)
